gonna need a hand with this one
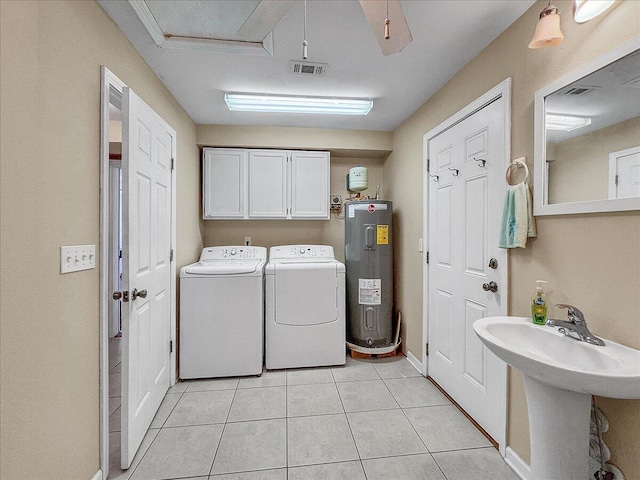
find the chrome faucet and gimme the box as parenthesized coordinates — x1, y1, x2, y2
(547, 304, 605, 346)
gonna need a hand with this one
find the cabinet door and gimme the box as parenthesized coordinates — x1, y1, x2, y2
(248, 150, 288, 218)
(203, 148, 247, 219)
(290, 151, 330, 219)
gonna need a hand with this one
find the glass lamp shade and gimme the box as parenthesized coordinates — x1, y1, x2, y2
(529, 7, 564, 49)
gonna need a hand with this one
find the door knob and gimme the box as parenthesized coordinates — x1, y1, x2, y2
(112, 291, 122, 300)
(483, 281, 498, 293)
(132, 288, 147, 300)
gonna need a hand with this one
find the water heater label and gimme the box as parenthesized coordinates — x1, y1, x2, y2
(348, 204, 355, 218)
(377, 225, 389, 244)
(359, 279, 382, 305)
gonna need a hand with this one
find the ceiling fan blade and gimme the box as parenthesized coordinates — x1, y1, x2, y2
(237, 0, 296, 42)
(359, 0, 412, 56)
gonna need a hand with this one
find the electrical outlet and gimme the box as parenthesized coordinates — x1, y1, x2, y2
(61, 245, 96, 274)
(330, 194, 342, 211)
(244, 237, 251, 246)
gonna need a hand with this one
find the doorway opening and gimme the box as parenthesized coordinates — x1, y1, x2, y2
(422, 78, 511, 456)
(107, 89, 124, 478)
(100, 66, 178, 479)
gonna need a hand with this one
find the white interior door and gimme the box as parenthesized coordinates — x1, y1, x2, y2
(121, 87, 173, 468)
(427, 97, 507, 445)
(609, 146, 640, 199)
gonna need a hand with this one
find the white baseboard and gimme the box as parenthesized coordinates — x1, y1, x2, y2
(505, 446, 529, 480)
(405, 350, 423, 374)
(91, 469, 103, 480)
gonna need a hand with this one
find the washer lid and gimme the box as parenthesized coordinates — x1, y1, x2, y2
(184, 260, 261, 275)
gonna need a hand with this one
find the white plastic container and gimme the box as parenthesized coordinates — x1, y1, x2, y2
(348, 165, 368, 191)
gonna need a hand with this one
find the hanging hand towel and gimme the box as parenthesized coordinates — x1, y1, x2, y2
(499, 182, 536, 249)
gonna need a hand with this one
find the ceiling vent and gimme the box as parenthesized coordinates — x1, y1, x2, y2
(289, 60, 328, 76)
(561, 86, 598, 96)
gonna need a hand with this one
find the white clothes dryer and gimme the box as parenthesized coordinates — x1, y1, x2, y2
(179, 246, 266, 379)
(265, 245, 346, 370)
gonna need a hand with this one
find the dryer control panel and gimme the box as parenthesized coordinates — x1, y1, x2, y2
(269, 245, 335, 260)
(199, 246, 267, 262)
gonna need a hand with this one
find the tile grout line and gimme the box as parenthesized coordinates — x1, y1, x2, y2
(156, 384, 188, 429)
(330, 364, 367, 479)
(285, 368, 289, 480)
(207, 378, 239, 477)
(379, 374, 452, 480)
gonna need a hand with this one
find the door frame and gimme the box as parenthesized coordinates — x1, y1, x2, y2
(99, 66, 177, 477)
(422, 77, 511, 455)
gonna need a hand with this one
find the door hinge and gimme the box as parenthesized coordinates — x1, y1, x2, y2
(426, 251, 429, 264)
(170, 249, 174, 262)
(427, 158, 430, 173)
(615, 174, 619, 186)
(171, 158, 175, 171)
(426, 343, 429, 356)
(170, 340, 173, 354)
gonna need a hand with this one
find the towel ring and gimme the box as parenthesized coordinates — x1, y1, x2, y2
(506, 157, 529, 185)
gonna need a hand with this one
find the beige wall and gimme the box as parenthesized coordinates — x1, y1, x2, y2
(197, 124, 392, 154)
(0, 1, 201, 479)
(384, 0, 640, 476)
(197, 126, 388, 260)
(548, 117, 640, 203)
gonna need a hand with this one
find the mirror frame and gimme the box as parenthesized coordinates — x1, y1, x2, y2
(534, 36, 640, 216)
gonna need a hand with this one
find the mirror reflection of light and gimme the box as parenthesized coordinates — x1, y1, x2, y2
(546, 114, 592, 131)
(573, 0, 615, 24)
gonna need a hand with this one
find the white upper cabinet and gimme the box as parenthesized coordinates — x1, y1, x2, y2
(248, 150, 288, 218)
(202, 148, 330, 220)
(202, 148, 247, 219)
(290, 151, 330, 219)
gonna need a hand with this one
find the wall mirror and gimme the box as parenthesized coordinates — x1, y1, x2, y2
(534, 37, 640, 215)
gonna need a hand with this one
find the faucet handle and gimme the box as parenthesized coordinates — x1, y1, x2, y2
(556, 304, 585, 323)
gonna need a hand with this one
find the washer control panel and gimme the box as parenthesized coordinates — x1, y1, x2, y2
(199, 246, 267, 262)
(269, 245, 335, 260)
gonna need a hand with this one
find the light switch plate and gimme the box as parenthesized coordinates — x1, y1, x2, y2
(61, 245, 96, 274)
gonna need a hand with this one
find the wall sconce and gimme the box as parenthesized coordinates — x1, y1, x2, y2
(573, 0, 615, 23)
(528, 1, 564, 49)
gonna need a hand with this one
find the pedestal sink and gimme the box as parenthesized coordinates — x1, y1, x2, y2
(473, 316, 640, 480)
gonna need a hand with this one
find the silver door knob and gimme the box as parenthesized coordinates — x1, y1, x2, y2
(483, 281, 498, 293)
(112, 291, 122, 300)
(132, 288, 147, 300)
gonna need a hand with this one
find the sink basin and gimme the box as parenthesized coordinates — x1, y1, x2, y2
(473, 316, 640, 480)
(473, 316, 640, 399)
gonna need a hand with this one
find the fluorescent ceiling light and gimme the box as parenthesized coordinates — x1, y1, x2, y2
(224, 93, 373, 115)
(573, 0, 615, 24)
(546, 114, 592, 131)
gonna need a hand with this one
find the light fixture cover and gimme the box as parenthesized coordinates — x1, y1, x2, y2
(224, 93, 374, 115)
(546, 113, 592, 131)
(529, 5, 564, 49)
(573, 0, 615, 23)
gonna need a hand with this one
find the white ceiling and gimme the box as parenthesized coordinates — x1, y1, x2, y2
(98, 0, 536, 131)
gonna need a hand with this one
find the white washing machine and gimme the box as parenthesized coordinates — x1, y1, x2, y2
(179, 246, 266, 379)
(265, 245, 346, 370)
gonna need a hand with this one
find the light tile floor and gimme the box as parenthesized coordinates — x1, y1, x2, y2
(108, 340, 518, 480)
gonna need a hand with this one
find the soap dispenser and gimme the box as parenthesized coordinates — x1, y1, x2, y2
(531, 280, 548, 325)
